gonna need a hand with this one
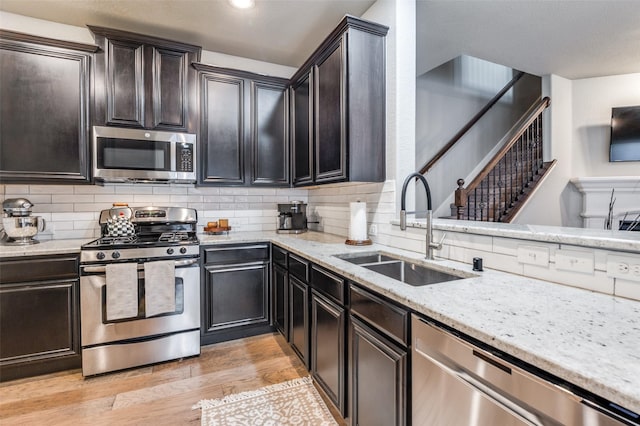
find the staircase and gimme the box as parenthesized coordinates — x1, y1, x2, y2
(453, 97, 554, 222)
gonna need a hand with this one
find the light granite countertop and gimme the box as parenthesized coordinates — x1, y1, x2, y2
(202, 231, 640, 415)
(2, 231, 639, 415)
(0, 238, 86, 258)
(395, 218, 640, 253)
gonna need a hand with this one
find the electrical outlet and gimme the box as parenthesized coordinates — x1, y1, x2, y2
(369, 224, 378, 236)
(516, 245, 549, 266)
(556, 250, 594, 274)
(607, 255, 640, 282)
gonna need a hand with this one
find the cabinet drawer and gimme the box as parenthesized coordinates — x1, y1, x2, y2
(203, 244, 269, 265)
(311, 266, 345, 305)
(272, 245, 288, 268)
(349, 284, 409, 346)
(0, 256, 78, 284)
(288, 254, 310, 282)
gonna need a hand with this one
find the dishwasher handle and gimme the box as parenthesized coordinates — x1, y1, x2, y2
(414, 344, 545, 426)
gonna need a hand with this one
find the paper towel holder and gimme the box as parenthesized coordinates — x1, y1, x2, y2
(346, 200, 372, 246)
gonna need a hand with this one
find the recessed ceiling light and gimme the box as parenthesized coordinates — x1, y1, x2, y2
(229, 0, 255, 9)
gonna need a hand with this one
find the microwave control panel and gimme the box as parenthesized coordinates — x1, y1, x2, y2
(177, 143, 194, 172)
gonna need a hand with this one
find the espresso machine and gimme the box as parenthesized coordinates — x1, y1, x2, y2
(277, 201, 307, 234)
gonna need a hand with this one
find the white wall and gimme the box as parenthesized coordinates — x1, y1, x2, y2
(571, 73, 640, 177)
(516, 73, 640, 227)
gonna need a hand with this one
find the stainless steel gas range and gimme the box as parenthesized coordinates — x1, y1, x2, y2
(80, 206, 200, 376)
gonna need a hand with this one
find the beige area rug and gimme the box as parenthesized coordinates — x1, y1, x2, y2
(193, 376, 338, 426)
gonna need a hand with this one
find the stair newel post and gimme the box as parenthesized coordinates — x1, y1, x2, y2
(454, 179, 466, 220)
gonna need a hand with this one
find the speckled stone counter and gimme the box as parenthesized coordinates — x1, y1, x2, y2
(0, 239, 86, 258)
(396, 218, 640, 253)
(202, 231, 640, 414)
(2, 231, 639, 413)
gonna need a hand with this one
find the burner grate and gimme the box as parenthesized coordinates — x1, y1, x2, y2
(97, 235, 138, 245)
(158, 232, 190, 242)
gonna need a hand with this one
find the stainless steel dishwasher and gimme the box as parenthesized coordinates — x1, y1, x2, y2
(411, 315, 636, 426)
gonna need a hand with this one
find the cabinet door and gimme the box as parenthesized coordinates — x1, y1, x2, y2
(250, 80, 289, 186)
(311, 290, 346, 415)
(314, 38, 347, 183)
(0, 36, 91, 183)
(350, 317, 407, 426)
(272, 264, 288, 338)
(292, 70, 313, 186)
(289, 275, 309, 368)
(199, 73, 245, 184)
(149, 46, 189, 131)
(0, 278, 80, 381)
(105, 38, 145, 127)
(203, 263, 269, 333)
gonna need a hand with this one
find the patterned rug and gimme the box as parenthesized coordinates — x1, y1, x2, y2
(193, 376, 338, 426)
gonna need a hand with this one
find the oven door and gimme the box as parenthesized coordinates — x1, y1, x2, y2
(80, 258, 200, 347)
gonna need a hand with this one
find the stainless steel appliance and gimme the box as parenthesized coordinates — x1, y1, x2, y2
(92, 126, 196, 183)
(277, 201, 307, 234)
(411, 315, 635, 425)
(1, 198, 46, 245)
(80, 206, 200, 376)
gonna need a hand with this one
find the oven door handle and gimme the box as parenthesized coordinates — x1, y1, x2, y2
(81, 258, 199, 273)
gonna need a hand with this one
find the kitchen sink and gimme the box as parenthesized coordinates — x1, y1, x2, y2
(334, 251, 466, 286)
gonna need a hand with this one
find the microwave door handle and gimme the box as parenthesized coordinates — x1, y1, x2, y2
(82, 258, 198, 273)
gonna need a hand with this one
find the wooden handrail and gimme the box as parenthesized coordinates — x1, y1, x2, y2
(418, 71, 525, 175)
(459, 96, 550, 195)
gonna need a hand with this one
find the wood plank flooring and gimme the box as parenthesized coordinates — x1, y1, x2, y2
(0, 333, 346, 425)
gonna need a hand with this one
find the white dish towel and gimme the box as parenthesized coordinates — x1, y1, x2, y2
(144, 260, 176, 317)
(106, 263, 139, 321)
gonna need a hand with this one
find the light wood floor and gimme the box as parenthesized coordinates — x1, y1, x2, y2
(0, 333, 346, 425)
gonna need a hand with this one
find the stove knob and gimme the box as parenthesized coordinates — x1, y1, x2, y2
(180, 247, 187, 254)
(111, 251, 121, 259)
(167, 248, 174, 255)
(96, 252, 106, 260)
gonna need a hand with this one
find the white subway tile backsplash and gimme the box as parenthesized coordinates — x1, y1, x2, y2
(220, 187, 249, 196)
(30, 185, 73, 194)
(115, 185, 152, 194)
(75, 203, 113, 212)
(4, 184, 29, 193)
(444, 232, 493, 252)
(74, 185, 115, 194)
(51, 212, 95, 221)
(614, 278, 640, 301)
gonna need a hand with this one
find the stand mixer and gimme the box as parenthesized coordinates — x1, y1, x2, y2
(1, 198, 46, 245)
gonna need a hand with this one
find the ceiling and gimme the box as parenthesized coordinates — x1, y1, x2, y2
(1, 0, 639, 79)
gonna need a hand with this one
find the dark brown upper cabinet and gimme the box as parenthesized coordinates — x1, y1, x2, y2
(291, 16, 388, 187)
(194, 64, 289, 187)
(291, 69, 314, 186)
(0, 30, 96, 184)
(89, 26, 201, 132)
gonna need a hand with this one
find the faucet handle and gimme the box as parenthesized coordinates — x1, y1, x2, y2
(431, 232, 446, 250)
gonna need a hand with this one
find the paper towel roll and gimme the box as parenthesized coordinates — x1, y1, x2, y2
(348, 201, 368, 242)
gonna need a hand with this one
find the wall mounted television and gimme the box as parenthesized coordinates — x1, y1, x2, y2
(610, 105, 640, 162)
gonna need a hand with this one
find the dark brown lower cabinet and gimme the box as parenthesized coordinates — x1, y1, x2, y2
(288, 275, 309, 368)
(310, 290, 345, 415)
(0, 255, 81, 381)
(201, 244, 271, 345)
(349, 316, 407, 426)
(272, 263, 288, 338)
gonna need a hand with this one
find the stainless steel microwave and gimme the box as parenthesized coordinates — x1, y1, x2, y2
(92, 126, 196, 183)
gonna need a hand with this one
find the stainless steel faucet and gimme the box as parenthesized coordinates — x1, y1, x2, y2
(400, 172, 444, 260)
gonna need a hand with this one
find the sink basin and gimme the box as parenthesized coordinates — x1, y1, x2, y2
(334, 251, 465, 286)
